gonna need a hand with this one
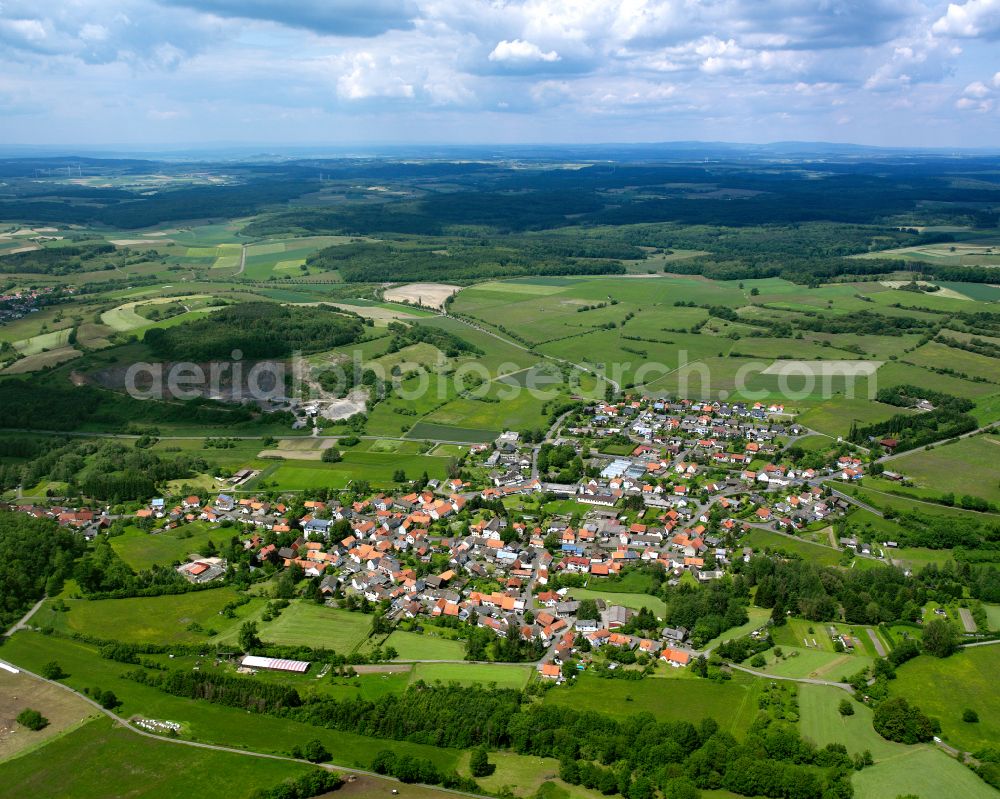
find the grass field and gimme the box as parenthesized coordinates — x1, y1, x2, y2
(0, 669, 98, 763)
(255, 603, 373, 653)
(852, 746, 998, 799)
(543, 671, 764, 736)
(798, 397, 914, 438)
(409, 662, 532, 689)
(889, 434, 1000, 504)
(565, 587, 667, 618)
(748, 645, 873, 681)
(799, 684, 905, 759)
(701, 607, 771, 652)
(383, 631, 466, 661)
(0, 717, 317, 799)
(740, 528, 844, 566)
(110, 523, 227, 570)
(265, 452, 450, 489)
(34, 588, 258, 645)
(891, 646, 1000, 753)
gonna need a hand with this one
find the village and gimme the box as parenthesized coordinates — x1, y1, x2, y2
(3, 394, 896, 682)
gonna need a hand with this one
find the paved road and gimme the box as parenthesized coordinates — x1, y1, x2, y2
(960, 638, 1000, 648)
(827, 487, 884, 518)
(0, 657, 497, 799)
(866, 628, 887, 657)
(2, 597, 46, 638)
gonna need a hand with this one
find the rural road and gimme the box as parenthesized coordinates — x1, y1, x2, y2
(0, 657, 497, 799)
(2, 597, 46, 638)
(445, 313, 621, 394)
(828, 487, 884, 518)
(235, 243, 247, 276)
(866, 628, 887, 657)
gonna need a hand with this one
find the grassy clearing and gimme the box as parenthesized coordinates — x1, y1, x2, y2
(110, 523, 227, 571)
(740, 529, 844, 566)
(891, 647, 1000, 753)
(0, 717, 317, 799)
(410, 662, 531, 689)
(852, 747, 998, 799)
(565, 587, 667, 618)
(383, 631, 466, 661)
(34, 588, 257, 646)
(543, 672, 763, 737)
(405, 422, 500, 443)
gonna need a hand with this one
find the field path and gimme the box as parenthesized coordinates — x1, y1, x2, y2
(958, 608, 977, 633)
(0, 657, 497, 799)
(727, 663, 852, 691)
(3, 597, 46, 638)
(235, 243, 247, 275)
(867, 628, 887, 657)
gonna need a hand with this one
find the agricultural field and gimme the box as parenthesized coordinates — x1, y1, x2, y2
(0, 669, 98, 763)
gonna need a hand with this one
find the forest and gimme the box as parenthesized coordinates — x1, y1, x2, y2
(0, 512, 83, 630)
(144, 302, 366, 361)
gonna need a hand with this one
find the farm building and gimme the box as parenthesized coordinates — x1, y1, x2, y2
(240, 655, 311, 674)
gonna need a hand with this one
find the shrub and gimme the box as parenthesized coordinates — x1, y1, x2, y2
(16, 708, 48, 731)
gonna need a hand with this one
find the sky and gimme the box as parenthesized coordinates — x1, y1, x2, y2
(0, 0, 998, 149)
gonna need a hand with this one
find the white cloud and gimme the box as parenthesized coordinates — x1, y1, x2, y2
(488, 39, 560, 63)
(336, 52, 415, 100)
(932, 0, 1000, 39)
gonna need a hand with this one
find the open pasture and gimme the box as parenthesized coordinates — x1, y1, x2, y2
(33, 587, 256, 645)
(889, 434, 1000, 504)
(543, 671, 763, 736)
(891, 646, 1000, 754)
(110, 523, 229, 571)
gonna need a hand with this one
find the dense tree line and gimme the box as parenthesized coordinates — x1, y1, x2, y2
(145, 302, 365, 361)
(0, 378, 280, 433)
(126, 667, 302, 713)
(305, 239, 625, 283)
(661, 576, 751, 648)
(0, 241, 115, 275)
(0, 512, 83, 630)
(740, 556, 995, 626)
(385, 321, 482, 357)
